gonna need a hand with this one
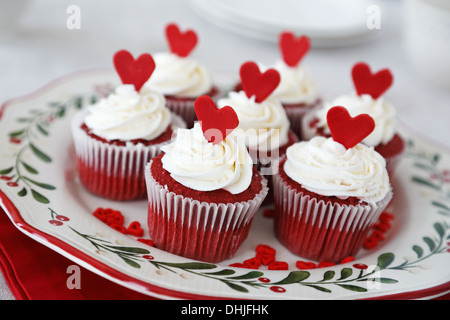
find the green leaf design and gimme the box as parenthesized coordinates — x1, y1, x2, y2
(432, 201, 450, 212)
(0, 167, 13, 175)
(413, 245, 424, 258)
(321, 270, 335, 281)
(30, 143, 52, 163)
(338, 268, 353, 280)
(17, 188, 27, 197)
(305, 284, 332, 293)
(411, 177, 440, 190)
(160, 262, 217, 270)
(227, 271, 264, 280)
(376, 253, 395, 269)
(275, 271, 310, 285)
(205, 269, 236, 276)
(121, 257, 141, 269)
(106, 245, 150, 254)
(21, 161, 38, 174)
(23, 177, 55, 190)
(222, 281, 248, 293)
(9, 129, 25, 137)
(337, 284, 367, 292)
(434, 223, 445, 238)
(31, 189, 49, 204)
(423, 237, 436, 251)
(37, 124, 49, 136)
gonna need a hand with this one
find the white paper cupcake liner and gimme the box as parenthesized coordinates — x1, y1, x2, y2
(71, 111, 185, 200)
(144, 161, 269, 262)
(273, 172, 393, 262)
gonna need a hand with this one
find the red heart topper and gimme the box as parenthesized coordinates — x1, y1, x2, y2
(351, 62, 393, 99)
(165, 23, 198, 58)
(279, 31, 311, 67)
(239, 61, 280, 103)
(326, 106, 375, 149)
(113, 50, 155, 91)
(194, 95, 239, 145)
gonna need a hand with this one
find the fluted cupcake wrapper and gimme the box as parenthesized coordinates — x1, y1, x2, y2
(144, 161, 269, 263)
(71, 111, 185, 201)
(273, 172, 393, 262)
(283, 99, 321, 140)
(165, 98, 197, 129)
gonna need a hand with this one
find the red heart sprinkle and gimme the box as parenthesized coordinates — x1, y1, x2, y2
(268, 261, 289, 270)
(165, 23, 198, 58)
(126, 221, 144, 237)
(351, 62, 393, 99)
(113, 50, 155, 91)
(326, 106, 375, 149)
(317, 261, 336, 268)
(244, 257, 262, 269)
(194, 95, 239, 145)
(255, 244, 276, 256)
(239, 61, 280, 103)
(256, 252, 275, 266)
(279, 31, 310, 67)
(296, 261, 316, 270)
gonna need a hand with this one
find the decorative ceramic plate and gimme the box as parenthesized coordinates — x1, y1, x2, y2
(0, 70, 449, 300)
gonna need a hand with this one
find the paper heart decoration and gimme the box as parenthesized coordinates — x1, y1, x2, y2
(194, 95, 239, 145)
(165, 23, 198, 58)
(279, 31, 310, 67)
(113, 50, 155, 91)
(239, 61, 280, 103)
(326, 106, 375, 149)
(351, 62, 393, 99)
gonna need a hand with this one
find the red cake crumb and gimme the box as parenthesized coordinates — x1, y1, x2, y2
(277, 157, 364, 206)
(150, 154, 264, 204)
(80, 122, 174, 146)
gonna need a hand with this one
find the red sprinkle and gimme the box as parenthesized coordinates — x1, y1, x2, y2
(363, 236, 379, 249)
(370, 229, 385, 241)
(263, 209, 275, 218)
(229, 263, 248, 268)
(255, 244, 276, 256)
(268, 261, 289, 270)
(339, 256, 355, 264)
(126, 221, 144, 237)
(256, 252, 275, 265)
(137, 238, 155, 247)
(244, 257, 262, 269)
(317, 261, 335, 268)
(296, 261, 316, 270)
(109, 224, 127, 234)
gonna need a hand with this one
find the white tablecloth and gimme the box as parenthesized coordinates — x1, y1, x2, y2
(0, 0, 449, 300)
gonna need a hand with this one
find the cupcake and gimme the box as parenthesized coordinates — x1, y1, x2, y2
(217, 61, 298, 203)
(303, 62, 405, 176)
(71, 50, 185, 201)
(145, 23, 219, 128)
(144, 95, 268, 263)
(274, 106, 393, 262)
(233, 32, 321, 139)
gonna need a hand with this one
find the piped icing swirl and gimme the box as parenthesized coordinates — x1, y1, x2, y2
(284, 136, 390, 204)
(315, 93, 396, 146)
(270, 60, 319, 105)
(217, 91, 290, 152)
(84, 84, 171, 141)
(145, 52, 213, 98)
(160, 122, 253, 194)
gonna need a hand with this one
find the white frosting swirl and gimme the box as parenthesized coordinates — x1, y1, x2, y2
(284, 136, 390, 204)
(84, 84, 171, 141)
(145, 52, 213, 98)
(160, 123, 253, 194)
(217, 91, 290, 152)
(269, 60, 319, 105)
(315, 93, 396, 146)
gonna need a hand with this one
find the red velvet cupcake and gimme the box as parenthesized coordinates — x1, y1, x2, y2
(274, 106, 392, 262)
(218, 61, 298, 204)
(71, 50, 185, 201)
(144, 96, 268, 262)
(145, 23, 219, 128)
(232, 32, 321, 139)
(302, 62, 405, 177)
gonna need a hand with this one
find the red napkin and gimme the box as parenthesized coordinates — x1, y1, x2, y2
(0, 209, 155, 300)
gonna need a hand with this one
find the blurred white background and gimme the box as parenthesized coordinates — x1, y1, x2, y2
(0, 0, 449, 299)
